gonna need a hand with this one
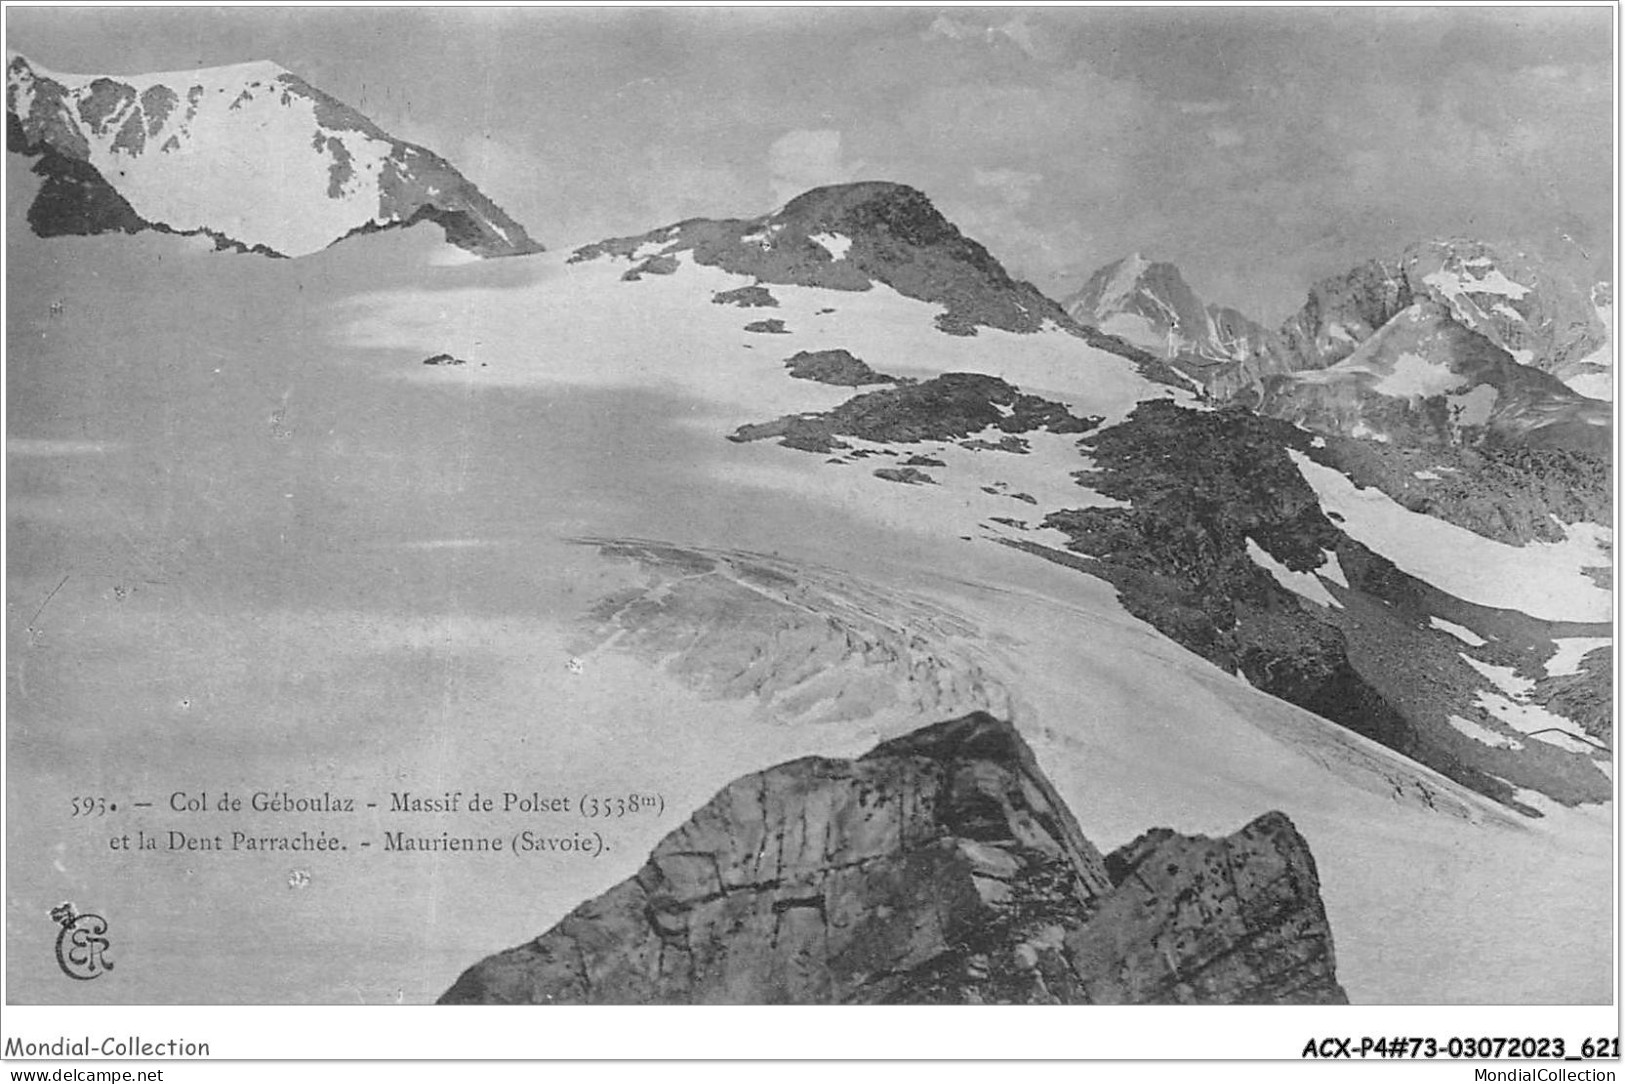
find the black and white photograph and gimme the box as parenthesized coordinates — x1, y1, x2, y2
(1, 1, 1617, 1069)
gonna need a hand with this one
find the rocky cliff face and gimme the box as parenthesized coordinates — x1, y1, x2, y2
(6, 53, 542, 258)
(438, 713, 1347, 1005)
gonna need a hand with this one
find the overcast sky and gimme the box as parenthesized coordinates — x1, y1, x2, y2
(7, 5, 1614, 320)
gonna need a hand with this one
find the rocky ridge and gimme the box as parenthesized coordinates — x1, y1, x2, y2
(781, 348, 899, 386)
(438, 713, 1347, 1005)
(1018, 398, 1611, 812)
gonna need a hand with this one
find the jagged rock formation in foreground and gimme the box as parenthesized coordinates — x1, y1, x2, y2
(439, 713, 1347, 1004)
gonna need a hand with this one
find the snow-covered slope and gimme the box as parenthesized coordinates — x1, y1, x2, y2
(6, 53, 541, 258)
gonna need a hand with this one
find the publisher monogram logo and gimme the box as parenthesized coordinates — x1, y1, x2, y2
(51, 902, 113, 981)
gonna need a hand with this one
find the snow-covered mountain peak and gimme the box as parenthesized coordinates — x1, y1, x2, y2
(1064, 252, 1271, 366)
(6, 52, 542, 259)
(1091, 251, 1153, 310)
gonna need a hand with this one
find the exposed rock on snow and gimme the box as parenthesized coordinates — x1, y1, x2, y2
(781, 348, 898, 386)
(874, 466, 938, 485)
(712, 285, 778, 308)
(729, 372, 1099, 454)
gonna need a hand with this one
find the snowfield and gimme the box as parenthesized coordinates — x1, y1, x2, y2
(338, 248, 1182, 428)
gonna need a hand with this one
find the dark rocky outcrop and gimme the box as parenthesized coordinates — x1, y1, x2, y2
(620, 254, 678, 280)
(729, 372, 1099, 454)
(12, 126, 149, 239)
(873, 466, 936, 485)
(782, 349, 898, 386)
(712, 285, 778, 307)
(438, 713, 1346, 1005)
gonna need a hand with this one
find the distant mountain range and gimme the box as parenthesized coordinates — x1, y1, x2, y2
(6, 53, 541, 258)
(1066, 241, 1613, 416)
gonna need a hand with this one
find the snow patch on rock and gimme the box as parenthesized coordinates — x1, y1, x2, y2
(1459, 654, 1535, 699)
(1544, 637, 1612, 677)
(1429, 616, 1488, 647)
(1447, 714, 1523, 750)
(1246, 538, 1342, 609)
(807, 231, 852, 261)
(1318, 549, 1349, 588)
(1372, 352, 1469, 398)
